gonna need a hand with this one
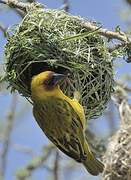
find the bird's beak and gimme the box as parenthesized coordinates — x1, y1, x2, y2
(52, 73, 67, 85)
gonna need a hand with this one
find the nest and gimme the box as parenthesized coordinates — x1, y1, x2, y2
(102, 98, 131, 180)
(5, 4, 114, 120)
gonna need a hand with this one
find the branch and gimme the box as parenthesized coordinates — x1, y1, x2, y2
(126, 0, 131, 6)
(16, 144, 55, 180)
(82, 21, 131, 43)
(63, 0, 70, 12)
(0, 24, 8, 37)
(0, 0, 31, 11)
(53, 150, 60, 180)
(27, 0, 35, 3)
(116, 81, 131, 93)
(102, 88, 131, 180)
(0, 93, 17, 179)
(108, 43, 127, 53)
(13, 143, 35, 156)
(81, 22, 131, 53)
(14, 8, 26, 18)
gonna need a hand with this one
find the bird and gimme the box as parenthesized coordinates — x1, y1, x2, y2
(31, 71, 104, 176)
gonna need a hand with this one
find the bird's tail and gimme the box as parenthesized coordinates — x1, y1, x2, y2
(83, 141, 104, 176)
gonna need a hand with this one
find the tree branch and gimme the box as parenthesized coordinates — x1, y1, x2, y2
(0, 0, 31, 11)
(63, 0, 70, 12)
(13, 143, 35, 156)
(0, 24, 8, 37)
(14, 8, 26, 18)
(0, 93, 17, 179)
(16, 145, 55, 180)
(116, 81, 131, 93)
(81, 21, 131, 43)
(53, 150, 60, 180)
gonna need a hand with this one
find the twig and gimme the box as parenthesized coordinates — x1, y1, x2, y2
(16, 144, 55, 180)
(0, 24, 8, 37)
(14, 8, 26, 18)
(82, 21, 131, 53)
(116, 81, 131, 92)
(0, 0, 26, 17)
(0, 93, 17, 179)
(0, 24, 6, 33)
(0, 0, 31, 11)
(27, 0, 35, 3)
(63, 0, 70, 12)
(82, 21, 130, 43)
(53, 150, 60, 180)
(13, 143, 35, 156)
(108, 42, 126, 52)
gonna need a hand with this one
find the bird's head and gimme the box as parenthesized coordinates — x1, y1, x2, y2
(31, 71, 67, 100)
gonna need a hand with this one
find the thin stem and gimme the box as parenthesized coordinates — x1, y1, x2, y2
(16, 145, 55, 179)
(0, 24, 8, 37)
(116, 81, 131, 92)
(0, 93, 17, 179)
(54, 150, 60, 180)
(63, 0, 69, 12)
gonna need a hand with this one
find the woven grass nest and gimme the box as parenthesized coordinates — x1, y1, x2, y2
(5, 4, 114, 120)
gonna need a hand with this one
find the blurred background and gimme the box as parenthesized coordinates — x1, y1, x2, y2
(0, 0, 131, 180)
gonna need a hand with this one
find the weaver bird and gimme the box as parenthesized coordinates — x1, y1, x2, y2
(31, 71, 104, 175)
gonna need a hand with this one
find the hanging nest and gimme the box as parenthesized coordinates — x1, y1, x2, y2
(5, 4, 114, 120)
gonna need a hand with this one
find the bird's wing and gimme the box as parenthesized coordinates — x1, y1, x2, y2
(49, 107, 87, 162)
(33, 98, 87, 162)
(71, 99, 86, 129)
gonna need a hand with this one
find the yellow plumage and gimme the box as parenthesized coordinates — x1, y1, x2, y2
(31, 71, 104, 176)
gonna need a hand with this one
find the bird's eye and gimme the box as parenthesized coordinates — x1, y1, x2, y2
(43, 77, 54, 86)
(43, 72, 66, 87)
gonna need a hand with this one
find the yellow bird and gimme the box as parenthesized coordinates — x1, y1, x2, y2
(31, 71, 104, 176)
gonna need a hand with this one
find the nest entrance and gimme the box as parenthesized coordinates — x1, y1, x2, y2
(17, 61, 69, 97)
